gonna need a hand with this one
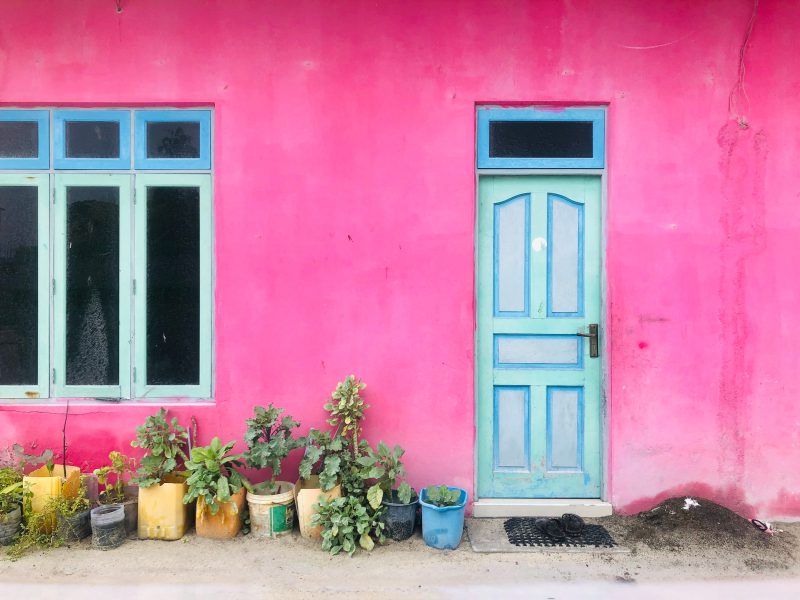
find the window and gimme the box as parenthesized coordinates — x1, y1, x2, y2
(0, 108, 213, 402)
(477, 107, 605, 169)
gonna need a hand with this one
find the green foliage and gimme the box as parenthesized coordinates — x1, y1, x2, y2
(356, 441, 416, 508)
(6, 510, 61, 560)
(94, 451, 136, 504)
(243, 404, 301, 492)
(130, 408, 189, 487)
(0, 467, 23, 515)
(6, 480, 89, 560)
(298, 429, 346, 492)
(48, 481, 90, 518)
(183, 437, 247, 517)
(311, 494, 386, 556)
(324, 375, 367, 459)
(424, 485, 461, 507)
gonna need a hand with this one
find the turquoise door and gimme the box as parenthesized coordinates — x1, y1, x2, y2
(477, 176, 602, 498)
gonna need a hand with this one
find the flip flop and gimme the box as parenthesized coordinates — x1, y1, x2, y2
(561, 513, 585, 536)
(539, 517, 566, 541)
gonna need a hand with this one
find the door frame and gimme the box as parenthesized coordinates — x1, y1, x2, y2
(473, 167, 610, 507)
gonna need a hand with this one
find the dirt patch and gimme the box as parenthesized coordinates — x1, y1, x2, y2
(602, 497, 796, 559)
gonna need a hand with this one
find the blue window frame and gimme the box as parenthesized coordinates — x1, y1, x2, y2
(135, 110, 211, 170)
(477, 107, 605, 169)
(54, 110, 131, 170)
(0, 110, 49, 169)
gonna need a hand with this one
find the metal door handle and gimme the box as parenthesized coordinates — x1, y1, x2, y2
(576, 324, 599, 358)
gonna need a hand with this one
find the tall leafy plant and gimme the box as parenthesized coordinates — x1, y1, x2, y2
(324, 375, 367, 461)
(298, 429, 347, 492)
(130, 408, 189, 487)
(184, 437, 247, 517)
(244, 405, 300, 493)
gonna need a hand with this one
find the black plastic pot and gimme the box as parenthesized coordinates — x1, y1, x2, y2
(0, 507, 22, 546)
(381, 490, 419, 541)
(57, 507, 92, 542)
(91, 504, 126, 550)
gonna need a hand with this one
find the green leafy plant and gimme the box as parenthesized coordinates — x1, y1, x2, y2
(357, 442, 415, 509)
(6, 479, 89, 560)
(183, 437, 247, 518)
(424, 485, 461, 507)
(324, 375, 367, 460)
(243, 404, 301, 493)
(298, 429, 346, 492)
(130, 408, 189, 488)
(94, 451, 136, 504)
(311, 495, 386, 556)
(0, 467, 23, 515)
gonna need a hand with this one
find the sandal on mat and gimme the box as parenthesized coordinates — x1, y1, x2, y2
(561, 513, 585, 536)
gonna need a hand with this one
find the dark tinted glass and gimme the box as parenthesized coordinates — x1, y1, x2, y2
(65, 121, 120, 158)
(0, 121, 38, 158)
(0, 187, 38, 385)
(489, 121, 593, 158)
(66, 187, 119, 386)
(147, 186, 200, 385)
(147, 122, 200, 158)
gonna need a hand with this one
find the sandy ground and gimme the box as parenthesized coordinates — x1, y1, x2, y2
(1, 515, 799, 598)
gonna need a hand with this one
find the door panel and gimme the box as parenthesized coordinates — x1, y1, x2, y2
(477, 176, 602, 498)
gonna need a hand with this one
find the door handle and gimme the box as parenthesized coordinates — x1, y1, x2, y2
(576, 324, 599, 358)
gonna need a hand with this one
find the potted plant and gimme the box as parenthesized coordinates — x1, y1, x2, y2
(183, 437, 248, 539)
(130, 408, 191, 540)
(295, 375, 371, 539)
(0, 467, 23, 546)
(51, 478, 92, 542)
(243, 404, 301, 538)
(358, 442, 418, 541)
(296, 428, 346, 539)
(21, 449, 81, 529)
(419, 485, 468, 549)
(94, 451, 138, 534)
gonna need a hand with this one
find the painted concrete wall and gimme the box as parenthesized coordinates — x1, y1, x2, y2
(1, 0, 798, 518)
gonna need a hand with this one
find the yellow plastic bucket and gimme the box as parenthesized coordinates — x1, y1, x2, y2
(23, 465, 81, 532)
(137, 479, 191, 540)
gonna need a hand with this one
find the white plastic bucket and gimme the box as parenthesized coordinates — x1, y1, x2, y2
(247, 481, 295, 538)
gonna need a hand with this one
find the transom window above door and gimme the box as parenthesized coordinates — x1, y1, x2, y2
(476, 107, 606, 169)
(0, 108, 213, 403)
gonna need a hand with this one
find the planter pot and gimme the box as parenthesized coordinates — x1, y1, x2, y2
(122, 485, 139, 535)
(195, 487, 246, 540)
(381, 490, 419, 541)
(0, 507, 22, 546)
(56, 507, 91, 542)
(294, 476, 342, 540)
(247, 481, 295, 539)
(138, 478, 190, 540)
(23, 465, 81, 532)
(91, 504, 126, 550)
(419, 486, 467, 550)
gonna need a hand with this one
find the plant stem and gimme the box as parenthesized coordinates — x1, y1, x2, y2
(62, 397, 70, 474)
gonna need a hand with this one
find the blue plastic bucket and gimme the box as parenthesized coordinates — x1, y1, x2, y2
(419, 487, 468, 549)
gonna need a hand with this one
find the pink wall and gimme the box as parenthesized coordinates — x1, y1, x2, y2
(1, 0, 799, 519)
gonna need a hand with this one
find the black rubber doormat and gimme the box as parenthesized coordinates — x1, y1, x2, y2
(504, 518, 617, 548)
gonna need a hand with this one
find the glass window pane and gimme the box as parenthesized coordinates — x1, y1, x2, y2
(66, 187, 119, 386)
(489, 121, 593, 158)
(0, 121, 38, 158)
(0, 186, 38, 385)
(65, 121, 120, 158)
(147, 122, 200, 158)
(147, 186, 200, 385)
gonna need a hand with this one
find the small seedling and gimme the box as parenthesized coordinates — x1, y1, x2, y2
(424, 485, 461, 507)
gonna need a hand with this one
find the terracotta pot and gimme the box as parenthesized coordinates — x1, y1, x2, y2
(195, 487, 246, 539)
(294, 476, 341, 540)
